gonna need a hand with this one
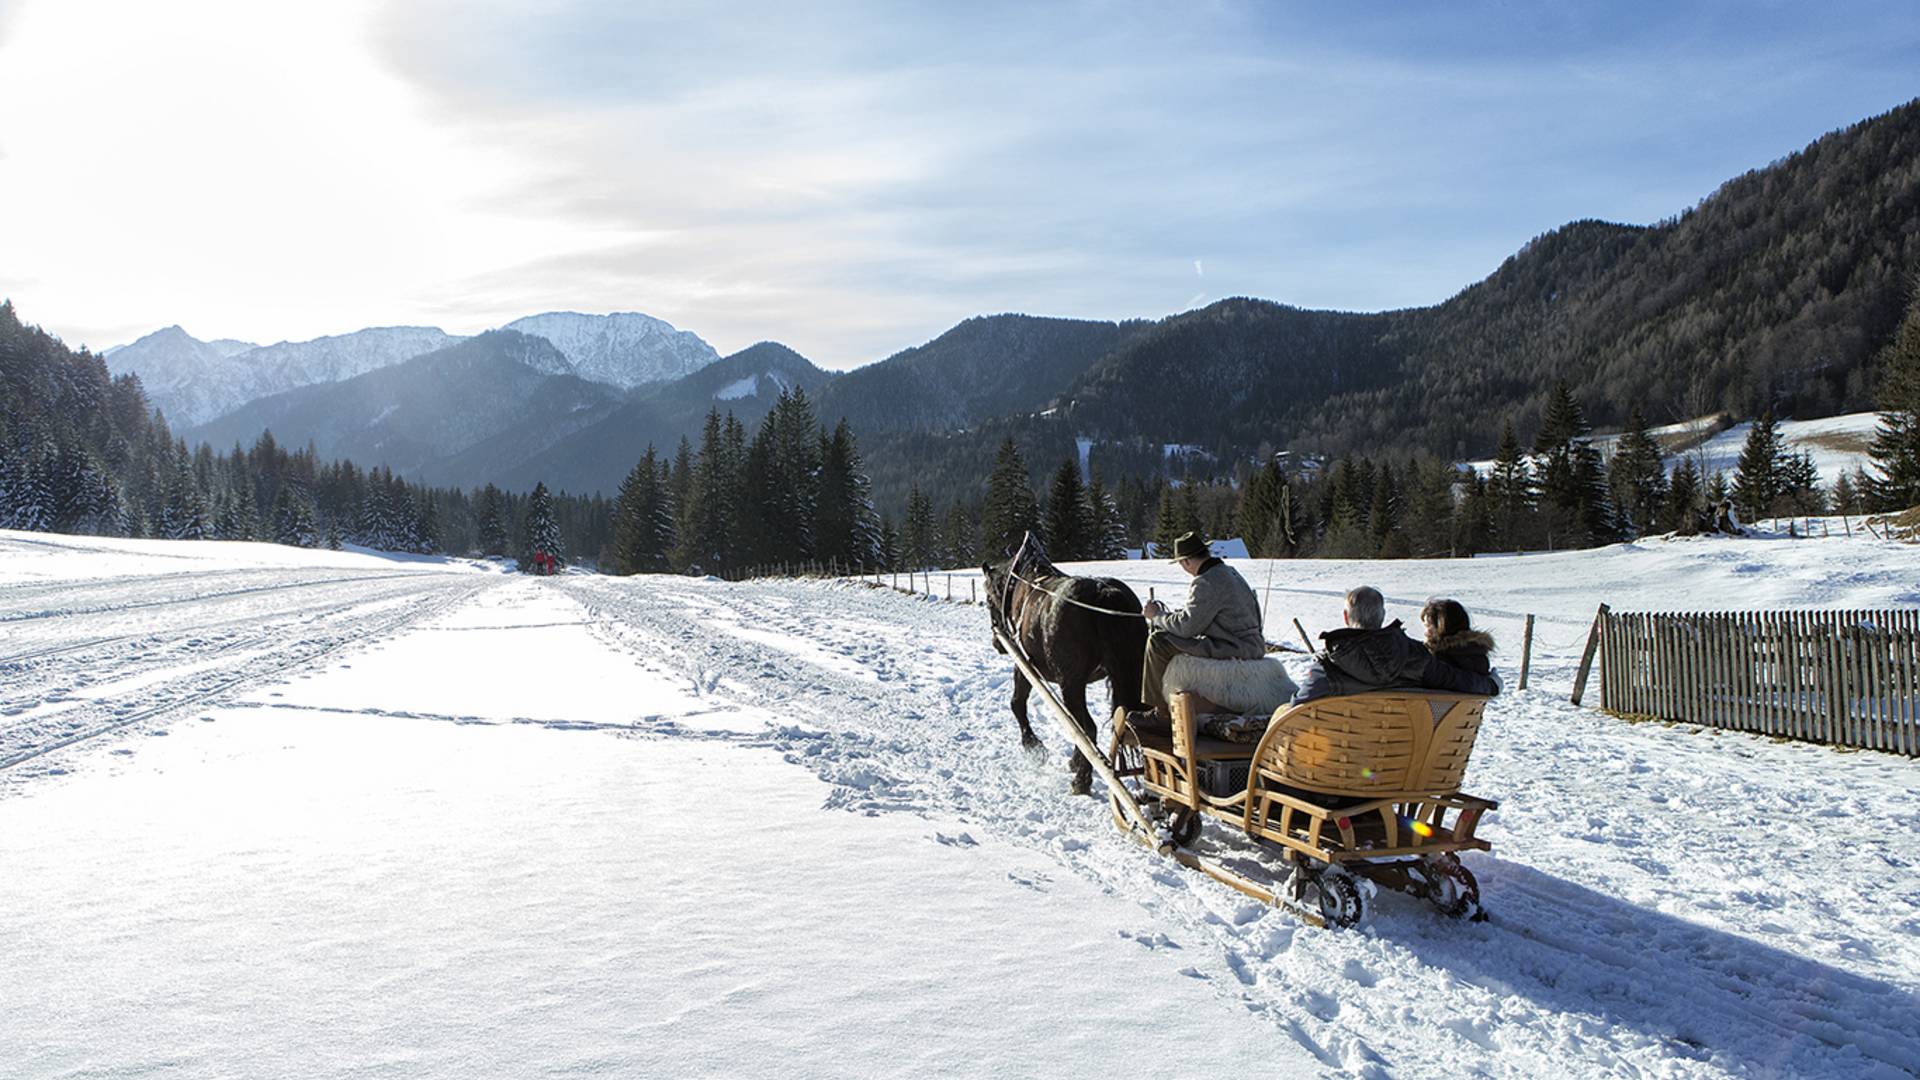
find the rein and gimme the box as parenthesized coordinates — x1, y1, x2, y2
(1003, 567, 1149, 619)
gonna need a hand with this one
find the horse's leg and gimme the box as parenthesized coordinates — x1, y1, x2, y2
(1011, 668, 1043, 751)
(1062, 681, 1096, 796)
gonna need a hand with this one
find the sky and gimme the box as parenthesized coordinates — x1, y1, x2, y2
(0, 1, 1915, 370)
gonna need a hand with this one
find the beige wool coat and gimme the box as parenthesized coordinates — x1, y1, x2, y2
(1146, 558, 1265, 660)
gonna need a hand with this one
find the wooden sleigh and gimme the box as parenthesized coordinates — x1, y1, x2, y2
(1109, 690, 1497, 927)
(991, 626, 1498, 928)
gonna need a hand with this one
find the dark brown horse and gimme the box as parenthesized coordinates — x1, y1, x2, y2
(984, 541, 1147, 795)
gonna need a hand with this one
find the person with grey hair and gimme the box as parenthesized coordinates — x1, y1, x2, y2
(1291, 585, 1500, 703)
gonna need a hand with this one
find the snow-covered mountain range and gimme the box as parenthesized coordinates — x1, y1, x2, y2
(503, 312, 718, 389)
(106, 312, 719, 427)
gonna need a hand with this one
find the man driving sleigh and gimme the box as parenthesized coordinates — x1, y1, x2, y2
(1137, 531, 1265, 723)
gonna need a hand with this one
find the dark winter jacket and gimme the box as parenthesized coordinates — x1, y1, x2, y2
(1146, 557, 1265, 660)
(1292, 621, 1500, 704)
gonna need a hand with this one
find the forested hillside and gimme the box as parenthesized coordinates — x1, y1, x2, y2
(812, 314, 1148, 434)
(1063, 99, 1920, 460)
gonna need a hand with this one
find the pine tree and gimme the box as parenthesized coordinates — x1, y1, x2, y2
(414, 493, 443, 554)
(878, 515, 901, 571)
(678, 410, 738, 575)
(901, 485, 937, 570)
(1456, 471, 1494, 554)
(739, 391, 821, 566)
(358, 468, 395, 549)
(1041, 458, 1092, 562)
(1482, 417, 1528, 549)
(1731, 411, 1785, 520)
(814, 420, 880, 571)
(1367, 460, 1400, 555)
(1867, 284, 1920, 509)
(1085, 469, 1129, 560)
(941, 501, 976, 568)
(523, 481, 565, 570)
(1609, 406, 1669, 537)
(1705, 470, 1731, 507)
(160, 450, 210, 540)
(1664, 458, 1703, 534)
(610, 448, 674, 574)
(476, 484, 509, 557)
(1572, 441, 1619, 545)
(980, 437, 1040, 559)
(1779, 451, 1823, 516)
(1239, 460, 1284, 557)
(1830, 469, 1863, 516)
(1150, 483, 1201, 557)
(1532, 383, 1610, 548)
(1406, 459, 1460, 557)
(270, 484, 318, 547)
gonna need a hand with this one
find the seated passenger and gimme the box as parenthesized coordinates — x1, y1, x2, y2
(1292, 586, 1500, 704)
(1420, 597, 1496, 681)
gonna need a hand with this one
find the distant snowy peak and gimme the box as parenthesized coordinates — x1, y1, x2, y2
(104, 326, 254, 426)
(242, 326, 465, 388)
(107, 324, 466, 427)
(207, 338, 259, 358)
(504, 311, 719, 389)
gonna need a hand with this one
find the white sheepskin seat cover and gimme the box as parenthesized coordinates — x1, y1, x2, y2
(1164, 654, 1298, 715)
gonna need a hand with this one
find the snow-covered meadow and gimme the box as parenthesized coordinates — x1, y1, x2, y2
(3, 528, 1918, 1078)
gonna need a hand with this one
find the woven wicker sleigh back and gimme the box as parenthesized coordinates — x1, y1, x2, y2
(1250, 693, 1488, 798)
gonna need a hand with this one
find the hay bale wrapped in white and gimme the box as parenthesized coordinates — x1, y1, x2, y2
(1164, 654, 1297, 716)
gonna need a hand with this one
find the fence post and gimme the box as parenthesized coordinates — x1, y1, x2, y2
(947, 574, 952, 601)
(1518, 614, 1535, 691)
(1293, 618, 1314, 654)
(970, 578, 976, 604)
(1571, 603, 1609, 706)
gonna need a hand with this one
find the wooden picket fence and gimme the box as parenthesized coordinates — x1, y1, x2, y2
(1599, 609, 1920, 755)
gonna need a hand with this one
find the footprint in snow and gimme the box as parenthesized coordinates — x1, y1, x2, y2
(1339, 958, 1377, 987)
(1119, 930, 1180, 951)
(1223, 952, 1258, 987)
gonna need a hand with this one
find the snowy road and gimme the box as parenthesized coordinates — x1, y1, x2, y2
(1, 562, 494, 774)
(4, 530, 1919, 1078)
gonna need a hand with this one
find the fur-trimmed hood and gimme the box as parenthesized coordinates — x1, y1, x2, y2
(1430, 629, 1496, 655)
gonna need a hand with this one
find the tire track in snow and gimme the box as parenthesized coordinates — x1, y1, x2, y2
(0, 575, 498, 777)
(0, 568, 447, 623)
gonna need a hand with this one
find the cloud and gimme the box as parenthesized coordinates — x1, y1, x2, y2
(8, 1, 1917, 362)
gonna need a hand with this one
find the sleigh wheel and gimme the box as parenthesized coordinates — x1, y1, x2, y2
(1419, 853, 1483, 921)
(1294, 866, 1364, 928)
(1168, 808, 1202, 848)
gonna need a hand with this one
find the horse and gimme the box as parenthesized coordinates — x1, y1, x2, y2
(983, 541, 1148, 795)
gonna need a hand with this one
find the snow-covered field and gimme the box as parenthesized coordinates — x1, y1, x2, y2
(4, 528, 1919, 1078)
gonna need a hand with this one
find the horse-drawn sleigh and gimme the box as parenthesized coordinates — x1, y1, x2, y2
(984, 547, 1498, 929)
